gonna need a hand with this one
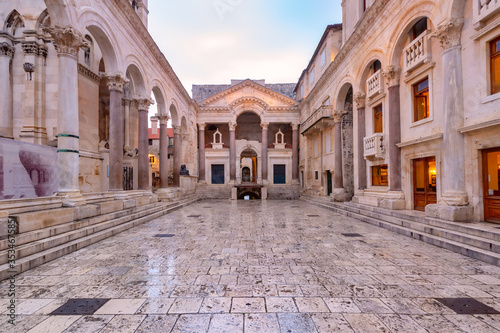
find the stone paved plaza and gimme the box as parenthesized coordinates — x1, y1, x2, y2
(2, 200, 500, 332)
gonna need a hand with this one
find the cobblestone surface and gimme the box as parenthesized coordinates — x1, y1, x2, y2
(2, 200, 500, 332)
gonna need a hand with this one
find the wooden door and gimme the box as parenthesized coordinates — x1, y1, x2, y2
(211, 164, 225, 184)
(483, 148, 500, 223)
(413, 157, 437, 211)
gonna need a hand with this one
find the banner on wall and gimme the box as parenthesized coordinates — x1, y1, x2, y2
(0, 138, 58, 200)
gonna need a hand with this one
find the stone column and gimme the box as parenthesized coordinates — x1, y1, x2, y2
(261, 122, 269, 183)
(135, 97, 153, 190)
(173, 125, 181, 187)
(332, 110, 347, 201)
(291, 123, 299, 180)
(123, 98, 131, 150)
(157, 113, 170, 189)
(0, 42, 14, 139)
(44, 26, 89, 205)
(427, 19, 472, 221)
(198, 123, 206, 182)
(229, 122, 236, 182)
(354, 92, 367, 190)
(102, 73, 129, 191)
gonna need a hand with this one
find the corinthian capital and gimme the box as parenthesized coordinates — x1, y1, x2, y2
(332, 110, 348, 123)
(157, 113, 170, 125)
(431, 19, 464, 50)
(134, 96, 155, 111)
(353, 92, 366, 108)
(0, 42, 14, 58)
(382, 65, 402, 87)
(44, 25, 90, 58)
(102, 73, 129, 93)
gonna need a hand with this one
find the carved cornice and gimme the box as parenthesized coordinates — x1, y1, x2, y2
(382, 65, 402, 87)
(332, 110, 348, 123)
(301, 0, 391, 107)
(267, 106, 300, 113)
(431, 19, 464, 50)
(199, 79, 298, 107)
(229, 96, 269, 110)
(0, 42, 14, 58)
(353, 92, 366, 108)
(43, 25, 89, 58)
(102, 72, 129, 93)
(78, 64, 101, 83)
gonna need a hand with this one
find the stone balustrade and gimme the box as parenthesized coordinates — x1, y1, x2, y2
(301, 106, 334, 134)
(364, 132, 385, 159)
(404, 31, 431, 73)
(367, 70, 383, 99)
(474, 0, 500, 29)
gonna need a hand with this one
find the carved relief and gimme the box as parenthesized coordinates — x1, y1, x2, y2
(382, 65, 402, 87)
(134, 97, 155, 111)
(44, 25, 90, 58)
(157, 114, 170, 125)
(102, 73, 129, 93)
(0, 42, 14, 58)
(353, 92, 366, 108)
(332, 110, 348, 123)
(431, 19, 464, 50)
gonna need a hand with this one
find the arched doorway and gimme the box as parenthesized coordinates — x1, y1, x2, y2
(240, 148, 257, 183)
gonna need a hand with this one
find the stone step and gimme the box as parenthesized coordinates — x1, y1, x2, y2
(0, 196, 198, 280)
(301, 197, 500, 266)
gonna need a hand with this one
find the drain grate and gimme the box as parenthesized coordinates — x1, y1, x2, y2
(342, 233, 363, 237)
(188, 215, 201, 218)
(50, 299, 109, 315)
(307, 215, 320, 217)
(435, 298, 500, 315)
(155, 234, 175, 238)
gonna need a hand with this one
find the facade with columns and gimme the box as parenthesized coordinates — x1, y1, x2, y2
(297, 0, 500, 223)
(0, 0, 197, 205)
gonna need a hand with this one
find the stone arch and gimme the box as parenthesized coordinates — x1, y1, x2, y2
(337, 82, 355, 199)
(356, 52, 384, 94)
(36, 9, 51, 32)
(151, 85, 167, 116)
(447, 0, 466, 20)
(230, 97, 268, 117)
(181, 116, 188, 133)
(125, 63, 147, 97)
(4, 10, 25, 36)
(169, 99, 179, 127)
(43, 0, 77, 27)
(236, 111, 262, 142)
(84, 24, 119, 73)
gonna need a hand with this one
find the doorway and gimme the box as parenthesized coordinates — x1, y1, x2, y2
(327, 171, 332, 196)
(211, 164, 225, 184)
(413, 157, 437, 211)
(483, 148, 500, 223)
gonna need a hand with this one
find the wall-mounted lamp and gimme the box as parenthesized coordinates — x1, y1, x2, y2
(23, 63, 34, 81)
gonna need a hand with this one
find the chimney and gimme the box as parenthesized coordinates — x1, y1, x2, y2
(151, 116, 158, 135)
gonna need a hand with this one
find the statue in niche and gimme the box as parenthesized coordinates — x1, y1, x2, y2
(180, 164, 189, 176)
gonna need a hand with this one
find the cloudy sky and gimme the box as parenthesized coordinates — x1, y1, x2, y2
(148, 0, 343, 97)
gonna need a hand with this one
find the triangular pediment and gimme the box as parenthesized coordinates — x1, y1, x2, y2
(198, 79, 298, 109)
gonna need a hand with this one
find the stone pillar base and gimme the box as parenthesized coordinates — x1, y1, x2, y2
(379, 198, 406, 210)
(331, 188, 348, 202)
(261, 187, 268, 200)
(425, 204, 473, 222)
(57, 191, 86, 207)
(231, 188, 238, 200)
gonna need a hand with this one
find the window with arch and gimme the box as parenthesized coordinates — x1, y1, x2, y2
(411, 18, 428, 42)
(370, 60, 382, 75)
(490, 36, 500, 95)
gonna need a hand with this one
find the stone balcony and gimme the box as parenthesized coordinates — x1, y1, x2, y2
(364, 132, 385, 160)
(367, 70, 383, 100)
(301, 105, 335, 134)
(404, 31, 432, 74)
(474, 0, 500, 29)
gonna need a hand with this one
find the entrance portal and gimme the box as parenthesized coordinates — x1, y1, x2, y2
(413, 157, 437, 211)
(327, 171, 333, 196)
(483, 148, 500, 223)
(240, 149, 258, 183)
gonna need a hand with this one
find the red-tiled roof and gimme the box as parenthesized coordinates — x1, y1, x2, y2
(148, 128, 174, 140)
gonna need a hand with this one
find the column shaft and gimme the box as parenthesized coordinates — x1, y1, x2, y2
(357, 107, 367, 189)
(109, 89, 124, 190)
(388, 85, 402, 191)
(138, 108, 149, 190)
(173, 127, 181, 186)
(334, 121, 343, 188)
(0, 43, 14, 138)
(159, 118, 169, 188)
(261, 125, 268, 181)
(199, 126, 206, 181)
(229, 128, 236, 181)
(292, 126, 299, 180)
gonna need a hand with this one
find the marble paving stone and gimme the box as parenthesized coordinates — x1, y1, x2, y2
(445, 314, 499, 333)
(225, 285, 253, 297)
(136, 298, 175, 314)
(474, 314, 500, 330)
(63, 315, 113, 333)
(323, 298, 362, 313)
(94, 299, 146, 315)
(244, 313, 280, 333)
(231, 297, 266, 313)
(26, 315, 81, 333)
(168, 298, 203, 314)
(353, 298, 394, 314)
(98, 315, 146, 333)
(379, 297, 427, 315)
(199, 297, 232, 313)
(4, 299, 54, 315)
(343, 313, 391, 333)
(266, 297, 298, 312)
(377, 314, 427, 333)
(277, 285, 304, 297)
(277, 313, 318, 333)
(2, 315, 47, 333)
(207, 314, 244, 333)
(171, 314, 211, 333)
(310, 313, 355, 332)
(411, 314, 463, 333)
(294, 297, 330, 313)
(135, 315, 179, 332)
(253, 284, 278, 297)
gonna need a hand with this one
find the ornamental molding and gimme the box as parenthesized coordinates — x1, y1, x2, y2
(332, 110, 348, 123)
(133, 96, 155, 110)
(0, 42, 14, 58)
(431, 19, 464, 50)
(78, 64, 101, 83)
(353, 92, 366, 108)
(229, 96, 269, 110)
(199, 79, 298, 107)
(382, 65, 402, 87)
(43, 25, 89, 58)
(102, 72, 129, 93)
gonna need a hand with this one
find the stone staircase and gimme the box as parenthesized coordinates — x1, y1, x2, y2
(267, 184, 301, 200)
(301, 194, 500, 266)
(195, 183, 232, 199)
(0, 192, 198, 280)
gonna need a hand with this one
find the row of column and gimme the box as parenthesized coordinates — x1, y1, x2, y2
(198, 122, 299, 182)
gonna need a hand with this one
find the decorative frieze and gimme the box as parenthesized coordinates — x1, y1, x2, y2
(431, 19, 464, 50)
(77, 64, 101, 83)
(44, 25, 89, 58)
(21, 42, 48, 58)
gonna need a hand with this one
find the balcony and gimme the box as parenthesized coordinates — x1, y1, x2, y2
(301, 106, 334, 134)
(366, 70, 383, 99)
(364, 133, 385, 160)
(474, 0, 500, 30)
(404, 31, 431, 74)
